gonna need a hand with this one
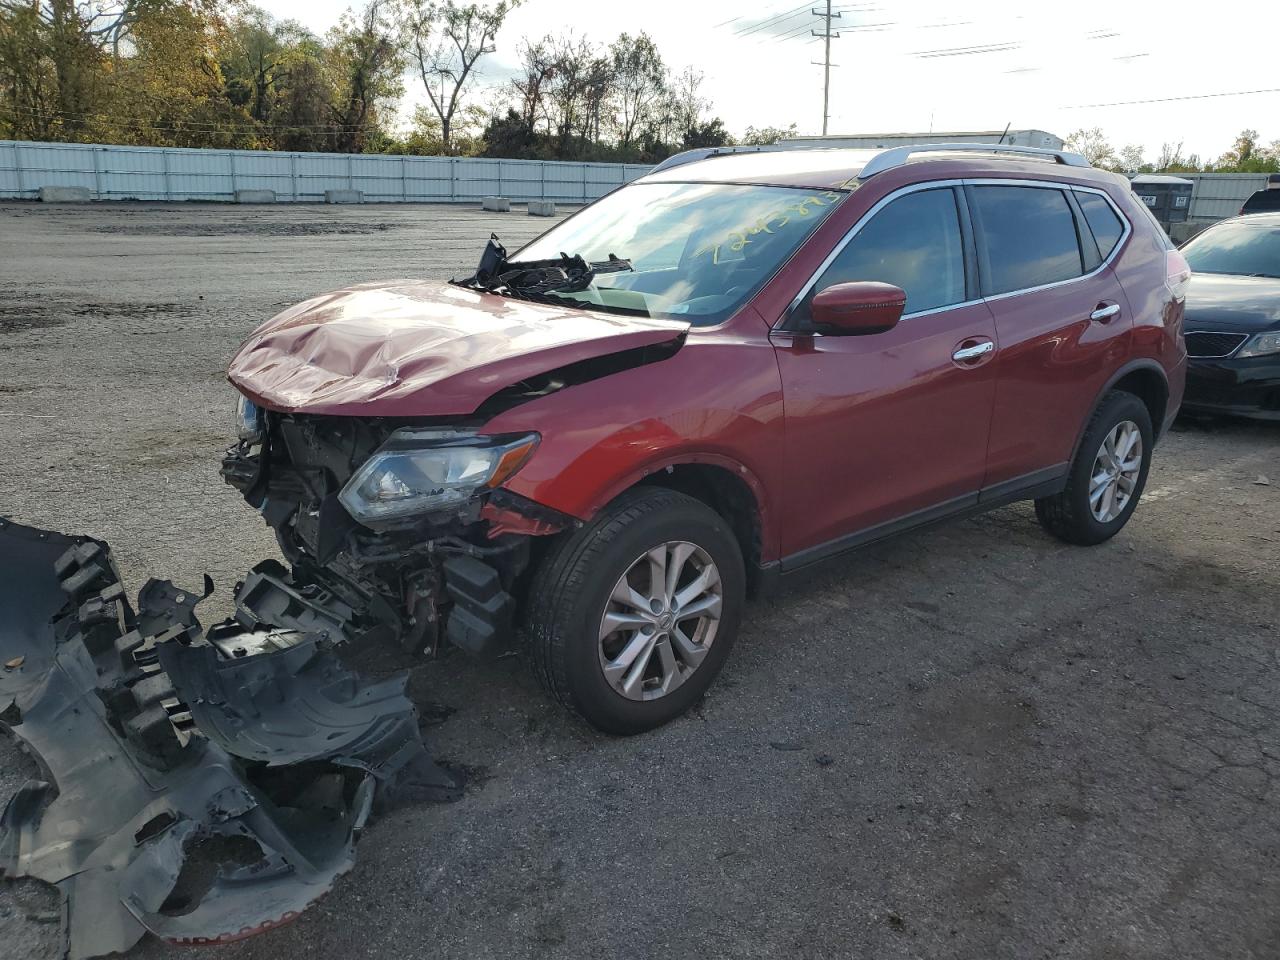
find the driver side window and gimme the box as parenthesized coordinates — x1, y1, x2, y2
(794, 187, 967, 327)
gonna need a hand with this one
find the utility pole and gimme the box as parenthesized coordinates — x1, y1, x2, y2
(811, 1, 842, 135)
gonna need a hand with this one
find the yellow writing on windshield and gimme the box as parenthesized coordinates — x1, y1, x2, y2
(693, 192, 843, 265)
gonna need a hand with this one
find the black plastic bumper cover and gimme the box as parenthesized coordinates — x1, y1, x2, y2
(1184, 356, 1280, 420)
(0, 519, 458, 960)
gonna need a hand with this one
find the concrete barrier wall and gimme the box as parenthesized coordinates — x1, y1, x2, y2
(0, 140, 653, 203)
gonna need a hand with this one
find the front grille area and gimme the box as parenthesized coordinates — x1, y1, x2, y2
(1186, 331, 1249, 358)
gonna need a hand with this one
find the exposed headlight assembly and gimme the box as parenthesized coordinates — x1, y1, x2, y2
(339, 430, 540, 525)
(1237, 331, 1280, 358)
(235, 393, 263, 440)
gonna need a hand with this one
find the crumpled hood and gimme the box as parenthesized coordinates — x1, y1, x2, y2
(228, 280, 689, 417)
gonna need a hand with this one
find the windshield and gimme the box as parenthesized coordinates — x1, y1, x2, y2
(510, 182, 846, 326)
(1182, 221, 1280, 279)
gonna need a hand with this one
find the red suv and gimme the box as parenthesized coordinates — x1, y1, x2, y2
(224, 143, 1188, 734)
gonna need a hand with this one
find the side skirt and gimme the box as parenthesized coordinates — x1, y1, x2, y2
(755, 463, 1069, 591)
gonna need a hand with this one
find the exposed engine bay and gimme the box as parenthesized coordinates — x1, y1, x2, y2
(0, 519, 460, 960)
(220, 411, 576, 661)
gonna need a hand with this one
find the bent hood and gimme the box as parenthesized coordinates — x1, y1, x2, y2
(228, 280, 689, 417)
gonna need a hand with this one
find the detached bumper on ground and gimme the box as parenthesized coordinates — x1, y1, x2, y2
(0, 519, 459, 960)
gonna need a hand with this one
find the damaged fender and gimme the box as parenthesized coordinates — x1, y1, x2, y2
(0, 519, 458, 959)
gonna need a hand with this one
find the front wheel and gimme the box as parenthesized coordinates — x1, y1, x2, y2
(525, 487, 745, 735)
(1035, 390, 1154, 545)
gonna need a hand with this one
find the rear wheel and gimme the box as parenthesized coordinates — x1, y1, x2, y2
(1035, 390, 1153, 545)
(525, 488, 745, 735)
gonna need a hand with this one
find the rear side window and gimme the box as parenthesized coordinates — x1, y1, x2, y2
(1075, 190, 1126, 258)
(796, 187, 966, 322)
(972, 185, 1083, 295)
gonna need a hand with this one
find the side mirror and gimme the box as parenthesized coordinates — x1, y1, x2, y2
(810, 281, 906, 335)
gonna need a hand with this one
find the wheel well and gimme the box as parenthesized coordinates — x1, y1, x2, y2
(1111, 367, 1168, 434)
(637, 464, 764, 593)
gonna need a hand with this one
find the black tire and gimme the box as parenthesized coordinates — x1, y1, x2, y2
(525, 487, 745, 735)
(1035, 390, 1154, 545)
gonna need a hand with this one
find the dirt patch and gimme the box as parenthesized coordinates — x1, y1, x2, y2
(120, 428, 229, 468)
(91, 221, 393, 237)
(0, 305, 66, 333)
(72, 302, 185, 319)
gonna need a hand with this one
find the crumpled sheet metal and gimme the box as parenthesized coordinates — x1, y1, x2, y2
(0, 518, 453, 959)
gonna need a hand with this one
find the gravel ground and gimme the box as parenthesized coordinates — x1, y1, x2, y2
(2, 202, 1279, 960)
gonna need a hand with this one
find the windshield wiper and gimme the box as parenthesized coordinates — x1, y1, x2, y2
(454, 234, 632, 296)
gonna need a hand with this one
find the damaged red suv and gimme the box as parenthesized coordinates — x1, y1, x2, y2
(224, 143, 1188, 734)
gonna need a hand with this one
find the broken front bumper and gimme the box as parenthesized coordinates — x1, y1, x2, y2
(0, 519, 458, 960)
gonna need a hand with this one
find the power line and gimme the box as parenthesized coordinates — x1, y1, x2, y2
(1065, 86, 1280, 109)
(732, 3, 811, 38)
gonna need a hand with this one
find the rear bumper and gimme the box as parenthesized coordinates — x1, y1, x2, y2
(1183, 355, 1280, 420)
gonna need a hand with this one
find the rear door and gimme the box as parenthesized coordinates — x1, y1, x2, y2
(968, 181, 1134, 489)
(770, 184, 999, 563)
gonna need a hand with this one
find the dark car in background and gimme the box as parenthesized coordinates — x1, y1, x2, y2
(1180, 212, 1280, 420)
(1240, 174, 1280, 216)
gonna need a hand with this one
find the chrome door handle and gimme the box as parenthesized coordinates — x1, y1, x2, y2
(1090, 303, 1121, 322)
(952, 341, 995, 362)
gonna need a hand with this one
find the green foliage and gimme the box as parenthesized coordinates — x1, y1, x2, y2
(739, 124, 799, 146)
(1065, 128, 1280, 175)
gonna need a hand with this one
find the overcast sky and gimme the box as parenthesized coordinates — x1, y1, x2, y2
(262, 0, 1276, 162)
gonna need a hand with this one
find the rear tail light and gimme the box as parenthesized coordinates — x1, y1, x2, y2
(1166, 249, 1191, 300)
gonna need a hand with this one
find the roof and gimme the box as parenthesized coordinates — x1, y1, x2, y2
(640, 148, 881, 189)
(1228, 211, 1280, 224)
(639, 145, 1102, 191)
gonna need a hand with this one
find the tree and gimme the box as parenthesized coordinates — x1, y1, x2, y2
(682, 117, 729, 149)
(221, 8, 310, 127)
(1117, 143, 1146, 172)
(608, 31, 664, 151)
(400, 0, 514, 154)
(1218, 128, 1258, 167)
(269, 38, 332, 151)
(0, 4, 61, 139)
(102, 0, 256, 148)
(509, 34, 555, 135)
(1155, 141, 1184, 170)
(739, 123, 798, 146)
(325, 0, 402, 153)
(1064, 127, 1117, 169)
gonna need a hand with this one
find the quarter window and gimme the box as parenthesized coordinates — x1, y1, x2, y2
(972, 186, 1084, 295)
(797, 187, 966, 323)
(1075, 190, 1126, 259)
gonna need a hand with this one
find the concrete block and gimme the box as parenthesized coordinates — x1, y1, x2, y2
(482, 196, 511, 212)
(235, 189, 276, 204)
(38, 186, 91, 203)
(527, 200, 557, 217)
(324, 189, 363, 204)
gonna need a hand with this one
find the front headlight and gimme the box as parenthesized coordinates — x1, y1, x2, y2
(1237, 331, 1280, 358)
(339, 430, 539, 525)
(235, 393, 263, 440)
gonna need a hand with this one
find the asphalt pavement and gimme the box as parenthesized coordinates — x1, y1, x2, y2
(1, 202, 1278, 960)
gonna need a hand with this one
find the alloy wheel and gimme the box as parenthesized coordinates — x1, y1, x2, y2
(597, 541, 723, 701)
(1089, 419, 1143, 523)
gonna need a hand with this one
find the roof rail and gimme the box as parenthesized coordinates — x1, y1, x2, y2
(858, 143, 1090, 179)
(649, 143, 793, 175)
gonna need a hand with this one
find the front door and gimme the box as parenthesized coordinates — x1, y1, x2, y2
(770, 185, 999, 565)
